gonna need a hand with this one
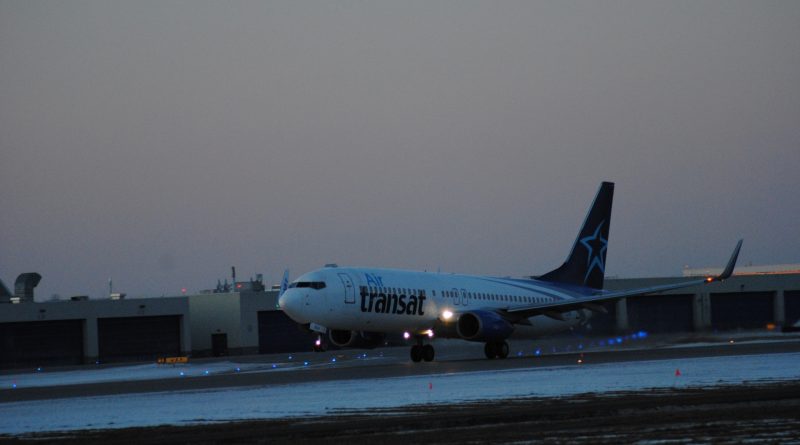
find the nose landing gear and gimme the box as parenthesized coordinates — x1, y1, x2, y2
(410, 338, 435, 362)
(484, 340, 509, 359)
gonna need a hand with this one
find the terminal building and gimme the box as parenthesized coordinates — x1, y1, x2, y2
(2, 267, 799, 369)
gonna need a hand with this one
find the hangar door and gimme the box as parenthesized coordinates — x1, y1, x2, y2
(785, 291, 800, 326)
(0, 320, 83, 369)
(711, 292, 773, 330)
(258, 311, 316, 354)
(627, 294, 694, 333)
(98, 315, 181, 363)
(574, 301, 617, 336)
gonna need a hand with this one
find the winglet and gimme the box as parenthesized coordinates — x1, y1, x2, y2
(279, 269, 290, 297)
(709, 239, 743, 282)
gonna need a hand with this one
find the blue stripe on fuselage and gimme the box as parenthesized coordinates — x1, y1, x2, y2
(475, 277, 596, 300)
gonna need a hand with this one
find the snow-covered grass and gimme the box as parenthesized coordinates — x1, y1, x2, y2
(0, 352, 386, 390)
(1, 360, 315, 389)
(1, 352, 799, 435)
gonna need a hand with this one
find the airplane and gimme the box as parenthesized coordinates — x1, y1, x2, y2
(279, 182, 743, 362)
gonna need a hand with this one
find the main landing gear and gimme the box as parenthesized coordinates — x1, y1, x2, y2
(410, 338, 435, 363)
(484, 340, 509, 359)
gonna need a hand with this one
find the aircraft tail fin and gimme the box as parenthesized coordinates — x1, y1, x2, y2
(538, 182, 614, 290)
(279, 269, 290, 297)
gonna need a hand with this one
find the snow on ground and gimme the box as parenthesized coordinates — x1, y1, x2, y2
(1, 352, 799, 435)
(1, 361, 255, 389)
(0, 357, 352, 390)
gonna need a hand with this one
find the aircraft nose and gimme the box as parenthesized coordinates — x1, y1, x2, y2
(278, 290, 310, 324)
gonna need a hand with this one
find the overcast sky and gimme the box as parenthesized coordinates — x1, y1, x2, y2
(2, 1, 798, 299)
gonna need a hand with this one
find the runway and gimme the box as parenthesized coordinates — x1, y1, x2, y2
(2, 331, 800, 442)
(2, 330, 800, 403)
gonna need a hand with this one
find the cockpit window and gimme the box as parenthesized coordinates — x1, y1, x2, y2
(289, 281, 326, 290)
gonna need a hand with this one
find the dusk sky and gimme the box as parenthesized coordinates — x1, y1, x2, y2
(2, 1, 798, 300)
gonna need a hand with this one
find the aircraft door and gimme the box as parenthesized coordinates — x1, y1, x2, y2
(461, 288, 469, 306)
(451, 288, 460, 306)
(338, 273, 356, 304)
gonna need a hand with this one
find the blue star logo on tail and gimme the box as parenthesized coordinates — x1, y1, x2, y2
(580, 220, 607, 284)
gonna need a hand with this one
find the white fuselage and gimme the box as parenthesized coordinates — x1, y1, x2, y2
(279, 266, 590, 339)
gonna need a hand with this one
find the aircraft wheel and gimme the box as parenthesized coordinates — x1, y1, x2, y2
(497, 341, 509, 359)
(410, 345, 423, 362)
(422, 344, 435, 362)
(484, 342, 498, 359)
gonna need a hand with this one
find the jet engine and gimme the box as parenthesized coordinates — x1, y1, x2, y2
(456, 310, 515, 341)
(328, 330, 387, 349)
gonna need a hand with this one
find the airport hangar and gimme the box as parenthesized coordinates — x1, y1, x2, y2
(2, 266, 800, 369)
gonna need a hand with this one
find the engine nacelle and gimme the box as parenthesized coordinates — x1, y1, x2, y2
(456, 310, 514, 341)
(328, 330, 387, 349)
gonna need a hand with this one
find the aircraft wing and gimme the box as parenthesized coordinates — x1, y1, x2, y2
(503, 239, 742, 322)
